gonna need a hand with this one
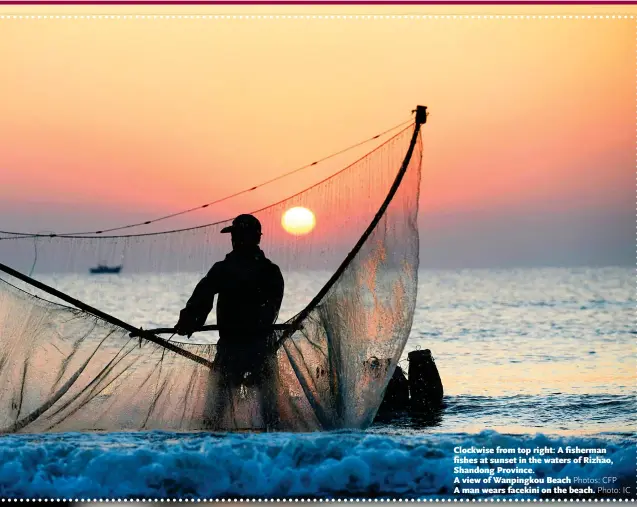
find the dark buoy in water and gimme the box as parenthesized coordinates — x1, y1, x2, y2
(374, 349, 444, 422)
(408, 349, 443, 411)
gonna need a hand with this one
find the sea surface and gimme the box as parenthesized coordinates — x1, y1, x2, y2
(0, 267, 634, 499)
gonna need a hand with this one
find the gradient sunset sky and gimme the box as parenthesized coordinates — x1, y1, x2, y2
(0, 7, 633, 268)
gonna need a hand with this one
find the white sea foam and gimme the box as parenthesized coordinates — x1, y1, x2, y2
(0, 430, 633, 499)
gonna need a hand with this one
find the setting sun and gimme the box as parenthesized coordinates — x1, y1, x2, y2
(281, 207, 316, 235)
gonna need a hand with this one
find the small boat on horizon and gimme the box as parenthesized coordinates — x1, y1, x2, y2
(89, 264, 122, 275)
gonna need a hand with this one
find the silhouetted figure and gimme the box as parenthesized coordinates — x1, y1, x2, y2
(175, 214, 284, 428)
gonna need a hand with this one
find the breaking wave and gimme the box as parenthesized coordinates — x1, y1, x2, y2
(0, 430, 633, 499)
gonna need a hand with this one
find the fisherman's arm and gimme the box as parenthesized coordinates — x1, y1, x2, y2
(175, 264, 220, 336)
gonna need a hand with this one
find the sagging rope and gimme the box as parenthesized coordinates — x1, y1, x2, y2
(0, 118, 414, 240)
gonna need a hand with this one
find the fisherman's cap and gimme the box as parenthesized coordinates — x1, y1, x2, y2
(220, 214, 262, 235)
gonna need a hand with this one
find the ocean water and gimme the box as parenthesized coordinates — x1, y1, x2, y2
(1, 267, 634, 499)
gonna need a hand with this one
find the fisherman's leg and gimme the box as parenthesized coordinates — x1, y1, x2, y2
(206, 361, 232, 430)
(257, 358, 279, 431)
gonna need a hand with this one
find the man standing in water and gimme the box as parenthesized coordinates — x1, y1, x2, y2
(175, 214, 284, 428)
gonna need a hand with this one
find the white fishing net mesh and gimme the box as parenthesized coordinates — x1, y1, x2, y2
(0, 122, 422, 433)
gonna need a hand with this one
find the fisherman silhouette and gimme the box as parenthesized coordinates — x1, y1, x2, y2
(175, 213, 284, 392)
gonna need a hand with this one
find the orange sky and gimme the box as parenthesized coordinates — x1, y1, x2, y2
(0, 6, 633, 267)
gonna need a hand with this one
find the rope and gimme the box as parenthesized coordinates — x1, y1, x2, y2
(0, 117, 413, 239)
(0, 123, 414, 240)
(276, 106, 427, 349)
(28, 230, 54, 276)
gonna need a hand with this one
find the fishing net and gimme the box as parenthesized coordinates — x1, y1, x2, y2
(0, 113, 424, 433)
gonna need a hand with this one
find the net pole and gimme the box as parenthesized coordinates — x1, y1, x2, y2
(130, 324, 293, 336)
(0, 262, 214, 369)
(279, 106, 428, 343)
